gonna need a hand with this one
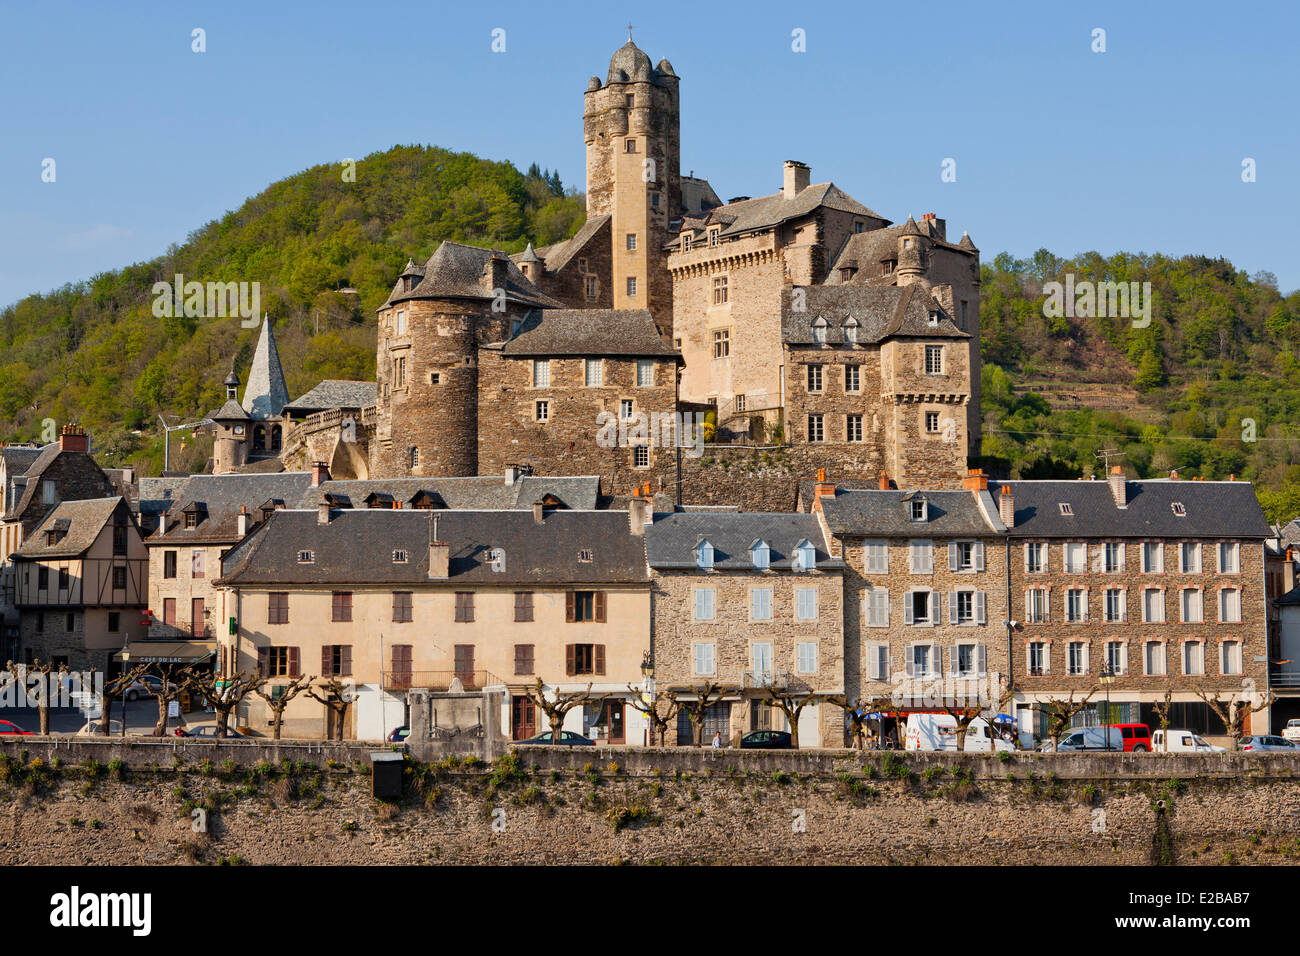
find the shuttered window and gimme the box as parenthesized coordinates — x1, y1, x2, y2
(567, 590, 604, 622)
(751, 588, 772, 621)
(797, 642, 818, 674)
(332, 591, 352, 622)
(865, 588, 889, 627)
(692, 643, 715, 676)
(863, 541, 888, 573)
(392, 591, 413, 623)
(267, 593, 289, 625)
(390, 644, 413, 688)
(455, 591, 475, 622)
(259, 645, 299, 678)
(565, 643, 605, 676)
(514, 644, 535, 675)
(693, 588, 715, 621)
(321, 644, 352, 677)
(795, 587, 817, 621)
(514, 591, 534, 622)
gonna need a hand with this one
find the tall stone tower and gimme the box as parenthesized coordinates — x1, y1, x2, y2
(584, 38, 680, 333)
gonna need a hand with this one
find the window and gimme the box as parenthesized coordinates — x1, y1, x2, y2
(907, 589, 933, 625)
(1058, 503, 1074, 517)
(1181, 588, 1203, 623)
(1028, 642, 1046, 676)
(1218, 542, 1239, 574)
(620, 399, 635, 420)
(625, 137, 636, 152)
(108, 612, 120, 632)
(712, 275, 728, 304)
(1103, 542, 1123, 573)
(267, 593, 289, 625)
(514, 644, 535, 676)
(1183, 640, 1204, 675)
(191, 549, 205, 579)
(909, 644, 935, 677)
(1171, 502, 1186, 517)
(910, 499, 927, 522)
(535, 400, 550, 423)
(112, 523, 128, 554)
(751, 541, 770, 570)
(796, 587, 817, 621)
(1104, 588, 1125, 623)
(806, 364, 823, 391)
(567, 590, 605, 622)
(793, 540, 816, 572)
(636, 359, 654, 387)
(532, 359, 550, 387)
(865, 588, 890, 627)
(585, 275, 599, 300)
(1065, 588, 1087, 623)
(41, 480, 56, 505)
(863, 541, 888, 573)
(392, 591, 413, 623)
(843, 320, 858, 345)
(812, 318, 828, 344)
(585, 359, 603, 387)
(708, 228, 719, 248)
(514, 591, 534, 622)
(1067, 641, 1087, 676)
(735, 394, 746, 412)
(633, 445, 650, 468)
(924, 345, 943, 375)
(112, 566, 127, 590)
(163, 598, 176, 626)
(1219, 587, 1241, 623)
(953, 591, 974, 624)
(713, 329, 730, 358)
(1143, 588, 1165, 623)
(950, 541, 979, 571)
(846, 414, 863, 442)
(430, 372, 440, 384)
(1025, 542, 1046, 574)
(322, 645, 352, 677)
(392, 550, 408, 564)
(797, 642, 818, 674)
(1064, 542, 1086, 574)
(869, 644, 891, 680)
(1142, 542, 1163, 573)
(455, 591, 475, 623)
(260, 646, 299, 679)
(960, 300, 968, 330)
(1180, 542, 1201, 573)
(807, 414, 824, 443)
(845, 365, 860, 391)
(64, 613, 74, 632)
(693, 643, 715, 676)
(924, 412, 940, 434)
(393, 356, 406, 388)
(751, 587, 772, 621)
(651, 193, 660, 208)
(694, 588, 715, 621)
(626, 233, 637, 251)
(1145, 641, 1166, 676)
(695, 540, 714, 570)
(751, 642, 773, 681)
(1025, 588, 1048, 624)
(909, 539, 933, 572)
(163, 551, 177, 579)
(954, 643, 982, 676)
(331, 591, 352, 623)
(57, 567, 69, 591)
(626, 277, 637, 297)
(682, 235, 692, 252)
(396, 311, 406, 335)
(1105, 641, 1125, 675)
(1222, 640, 1242, 676)
(409, 447, 419, 469)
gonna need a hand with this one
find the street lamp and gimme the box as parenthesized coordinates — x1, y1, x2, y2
(1099, 663, 1115, 752)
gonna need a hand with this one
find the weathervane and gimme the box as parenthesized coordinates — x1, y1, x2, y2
(628, 24, 634, 41)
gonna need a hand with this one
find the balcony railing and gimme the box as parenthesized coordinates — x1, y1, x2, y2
(1270, 672, 1300, 689)
(382, 669, 502, 692)
(147, 620, 213, 640)
(741, 671, 812, 692)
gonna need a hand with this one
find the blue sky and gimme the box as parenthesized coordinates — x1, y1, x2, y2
(2, 0, 1297, 309)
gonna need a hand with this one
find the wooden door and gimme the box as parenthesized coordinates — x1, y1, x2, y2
(454, 644, 474, 686)
(191, 598, 205, 637)
(511, 695, 536, 740)
(604, 700, 625, 744)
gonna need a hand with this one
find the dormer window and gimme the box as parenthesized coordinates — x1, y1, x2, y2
(1171, 502, 1186, 517)
(578, 549, 593, 563)
(683, 235, 692, 252)
(708, 228, 720, 248)
(751, 541, 770, 570)
(695, 539, 715, 570)
(843, 317, 859, 344)
(184, 511, 198, 529)
(392, 550, 408, 564)
(1059, 503, 1074, 516)
(910, 498, 927, 522)
(928, 311, 939, 326)
(297, 550, 314, 564)
(792, 539, 816, 573)
(812, 317, 828, 344)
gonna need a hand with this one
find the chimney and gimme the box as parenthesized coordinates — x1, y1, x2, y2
(962, 468, 988, 491)
(310, 461, 330, 487)
(628, 485, 653, 535)
(878, 470, 890, 491)
(59, 424, 88, 453)
(533, 499, 546, 524)
(1108, 465, 1127, 507)
(783, 160, 810, 200)
(813, 467, 836, 501)
(482, 253, 509, 295)
(428, 540, 450, 579)
(1286, 549, 1297, 594)
(505, 464, 520, 486)
(998, 488, 1015, 528)
(317, 497, 331, 525)
(237, 506, 249, 537)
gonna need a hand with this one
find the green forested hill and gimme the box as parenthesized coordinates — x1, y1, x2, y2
(0, 145, 584, 474)
(3, 148, 1300, 522)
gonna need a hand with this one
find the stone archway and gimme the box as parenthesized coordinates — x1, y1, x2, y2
(329, 436, 369, 480)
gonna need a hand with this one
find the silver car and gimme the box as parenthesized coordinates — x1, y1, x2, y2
(1240, 735, 1298, 753)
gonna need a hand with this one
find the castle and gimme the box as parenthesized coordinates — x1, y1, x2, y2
(213, 39, 982, 505)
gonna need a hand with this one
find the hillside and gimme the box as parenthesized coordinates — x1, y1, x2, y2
(3, 150, 1300, 522)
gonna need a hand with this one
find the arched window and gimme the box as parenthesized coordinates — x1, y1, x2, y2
(252, 425, 266, 451)
(270, 425, 282, 451)
(843, 317, 859, 344)
(812, 317, 828, 344)
(695, 539, 714, 570)
(409, 446, 419, 469)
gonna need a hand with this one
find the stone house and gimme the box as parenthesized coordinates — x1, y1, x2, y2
(645, 505, 845, 746)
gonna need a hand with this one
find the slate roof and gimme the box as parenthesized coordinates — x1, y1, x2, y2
(218, 509, 649, 586)
(782, 284, 967, 346)
(382, 241, 562, 310)
(282, 380, 378, 416)
(671, 183, 884, 248)
(513, 215, 610, 275)
(492, 310, 680, 358)
(645, 512, 840, 570)
(17, 497, 127, 559)
(992, 479, 1272, 539)
(826, 219, 977, 283)
(819, 489, 1003, 537)
(142, 472, 316, 543)
(242, 316, 290, 421)
(208, 398, 250, 422)
(1278, 585, 1300, 607)
(1279, 519, 1300, 548)
(303, 474, 601, 511)
(4, 446, 111, 521)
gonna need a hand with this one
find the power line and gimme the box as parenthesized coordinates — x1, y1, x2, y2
(987, 427, 1300, 443)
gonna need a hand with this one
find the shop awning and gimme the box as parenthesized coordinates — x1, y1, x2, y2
(114, 641, 217, 664)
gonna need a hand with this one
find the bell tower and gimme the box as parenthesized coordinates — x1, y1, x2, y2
(584, 34, 680, 332)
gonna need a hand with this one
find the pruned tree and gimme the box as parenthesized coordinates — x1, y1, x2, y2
(941, 698, 985, 752)
(679, 682, 736, 747)
(7, 659, 67, 735)
(825, 694, 892, 750)
(187, 669, 265, 738)
(1034, 689, 1097, 750)
(1195, 689, 1275, 749)
(306, 676, 352, 741)
(624, 684, 679, 747)
(759, 681, 819, 749)
(1151, 688, 1174, 752)
(141, 662, 189, 736)
(523, 678, 607, 743)
(99, 662, 150, 736)
(255, 674, 314, 740)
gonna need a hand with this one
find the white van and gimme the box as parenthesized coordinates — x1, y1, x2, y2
(1040, 726, 1124, 752)
(905, 713, 1013, 753)
(1151, 729, 1224, 753)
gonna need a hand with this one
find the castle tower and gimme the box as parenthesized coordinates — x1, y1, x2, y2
(584, 38, 680, 332)
(209, 370, 250, 475)
(894, 217, 927, 285)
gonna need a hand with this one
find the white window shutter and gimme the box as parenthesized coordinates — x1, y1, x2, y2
(1082, 591, 1090, 623)
(976, 590, 987, 624)
(882, 591, 890, 627)
(948, 590, 958, 625)
(904, 593, 914, 626)
(1082, 642, 1090, 674)
(1118, 545, 1126, 572)
(948, 541, 959, 571)
(928, 590, 938, 626)
(905, 647, 915, 677)
(1042, 643, 1051, 674)
(930, 643, 941, 675)
(977, 643, 987, 676)
(1024, 589, 1032, 620)
(975, 541, 985, 572)
(1120, 642, 1129, 675)
(1119, 589, 1127, 623)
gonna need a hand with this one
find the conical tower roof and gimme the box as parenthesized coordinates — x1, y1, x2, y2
(242, 315, 290, 421)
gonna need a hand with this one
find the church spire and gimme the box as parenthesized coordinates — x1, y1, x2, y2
(242, 314, 290, 421)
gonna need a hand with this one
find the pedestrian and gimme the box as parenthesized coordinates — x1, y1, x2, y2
(711, 730, 722, 749)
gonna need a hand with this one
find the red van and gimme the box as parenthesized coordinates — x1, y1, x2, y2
(1107, 723, 1152, 752)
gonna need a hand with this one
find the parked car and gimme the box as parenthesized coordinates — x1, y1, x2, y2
(739, 730, 792, 749)
(905, 714, 1013, 753)
(0, 720, 32, 735)
(1240, 735, 1298, 752)
(1151, 729, 1225, 752)
(516, 730, 595, 746)
(123, 675, 176, 701)
(387, 726, 410, 743)
(1041, 726, 1124, 752)
(176, 725, 244, 738)
(1109, 723, 1152, 752)
(76, 719, 124, 736)
(1284, 719, 1300, 742)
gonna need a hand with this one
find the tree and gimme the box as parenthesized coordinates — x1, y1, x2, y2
(1034, 690, 1097, 749)
(759, 681, 818, 749)
(522, 678, 607, 743)
(7, 659, 67, 735)
(99, 663, 150, 736)
(187, 670, 265, 738)
(1195, 689, 1274, 749)
(141, 662, 190, 736)
(306, 676, 352, 741)
(255, 675, 313, 740)
(825, 694, 892, 750)
(623, 684, 678, 747)
(678, 682, 736, 747)
(1151, 689, 1174, 752)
